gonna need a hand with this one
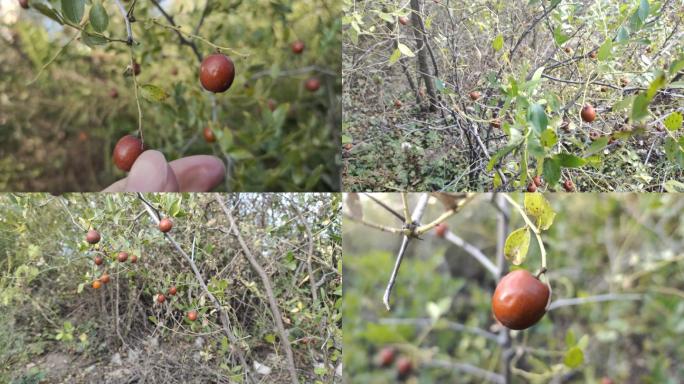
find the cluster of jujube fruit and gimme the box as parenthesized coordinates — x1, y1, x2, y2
(107, 33, 321, 172)
(374, 346, 414, 380)
(84, 217, 197, 322)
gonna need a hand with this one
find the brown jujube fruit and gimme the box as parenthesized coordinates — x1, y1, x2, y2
(92, 280, 102, 289)
(398, 16, 409, 25)
(157, 294, 166, 303)
(305, 77, 321, 92)
(200, 54, 235, 93)
(396, 357, 413, 378)
(527, 182, 537, 193)
(117, 252, 128, 262)
(435, 223, 447, 238)
(203, 127, 216, 143)
(86, 229, 101, 244)
(100, 274, 110, 284)
(159, 218, 173, 233)
(94, 256, 104, 266)
(492, 269, 549, 330)
(581, 104, 596, 123)
(469, 91, 480, 101)
(291, 41, 305, 54)
(168, 286, 177, 296)
(130, 254, 138, 264)
(113, 135, 144, 172)
(533, 175, 542, 187)
(187, 310, 198, 321)
(377, 346, 396, 367)
(19, 0, 29, 9)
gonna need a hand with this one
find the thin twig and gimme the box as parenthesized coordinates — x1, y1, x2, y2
(215, 195, 299, 384)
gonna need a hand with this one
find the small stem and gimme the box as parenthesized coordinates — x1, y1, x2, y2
(129, 50, 144, 142)
(401, 193, 411, 224)
(113, 0, 133, 45)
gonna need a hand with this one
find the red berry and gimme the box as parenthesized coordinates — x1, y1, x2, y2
(168, 286, 177, 296)
(291, 41, 305, 54)
(187, 310, 198, 321)
(305, 77, 321, 92)
(492, 270, 549, 330)
(533, 175, 542, 187)
(157, 294, 166, 303)
(527, 182, 537, 193)
(132, 61, 141, 76)
(117, 252, 128, 263)
(377, 346, 396, 367)
(92, 280, 102, 289)
(396, 357, 413, 378)
(86, 229, 101, 244)
(581, 104, 596, 123)
(200, 54, 236, 93)
(159, 218, 173, 233)
(563, 179, 575, 192)
(435, 223, 448, 238)
(112, 135, 144, 172)
(203, 127, 216, 143)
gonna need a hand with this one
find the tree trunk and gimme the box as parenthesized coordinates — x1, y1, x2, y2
(410, 0, 437, 111)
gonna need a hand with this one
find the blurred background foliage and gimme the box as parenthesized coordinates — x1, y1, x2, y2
(0, 0, 341, 192)
(343, 193, 684, 383)
(0, 193, 342, 383)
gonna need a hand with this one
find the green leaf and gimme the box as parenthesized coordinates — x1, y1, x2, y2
(504, 227, 530, 265)
(397, 43, 415, 57)
(645, 71, 666, 100)
(77, 283, 84, 294)
(597, 39, 613, 60)
(584, 136, 609, 157)
(435, 78, 445, 92)
(492, 34, 504, 52)
(341, 134, 353, 144)
(637, 0, 650, 22)
(528, 104, 548, 134)
(62, 0, 85, 24)
(524, 192, 556, 230)
(663, 180, 684, 192)
(540, 129, 557, 148)
(664, 137, 684, 167)
(388, 48, 401, 65)
(542, 156, 561, 186)
(553, 27, 569, 45)
(32, 3, 64, 24)
(89, 1, 109, 33)
(631, 93, 650, 121)
(554, 153, 586, 168)
(140, 84, 170, 102)
(564, 346, 584, 368)
(616, 26, 630, 43)
(81, 31, 107, 47)
(664, 112, 683, 131)
(565, 330, 576, 347)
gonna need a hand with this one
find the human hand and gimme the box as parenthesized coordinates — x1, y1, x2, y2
(103, 150, 226, 192)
